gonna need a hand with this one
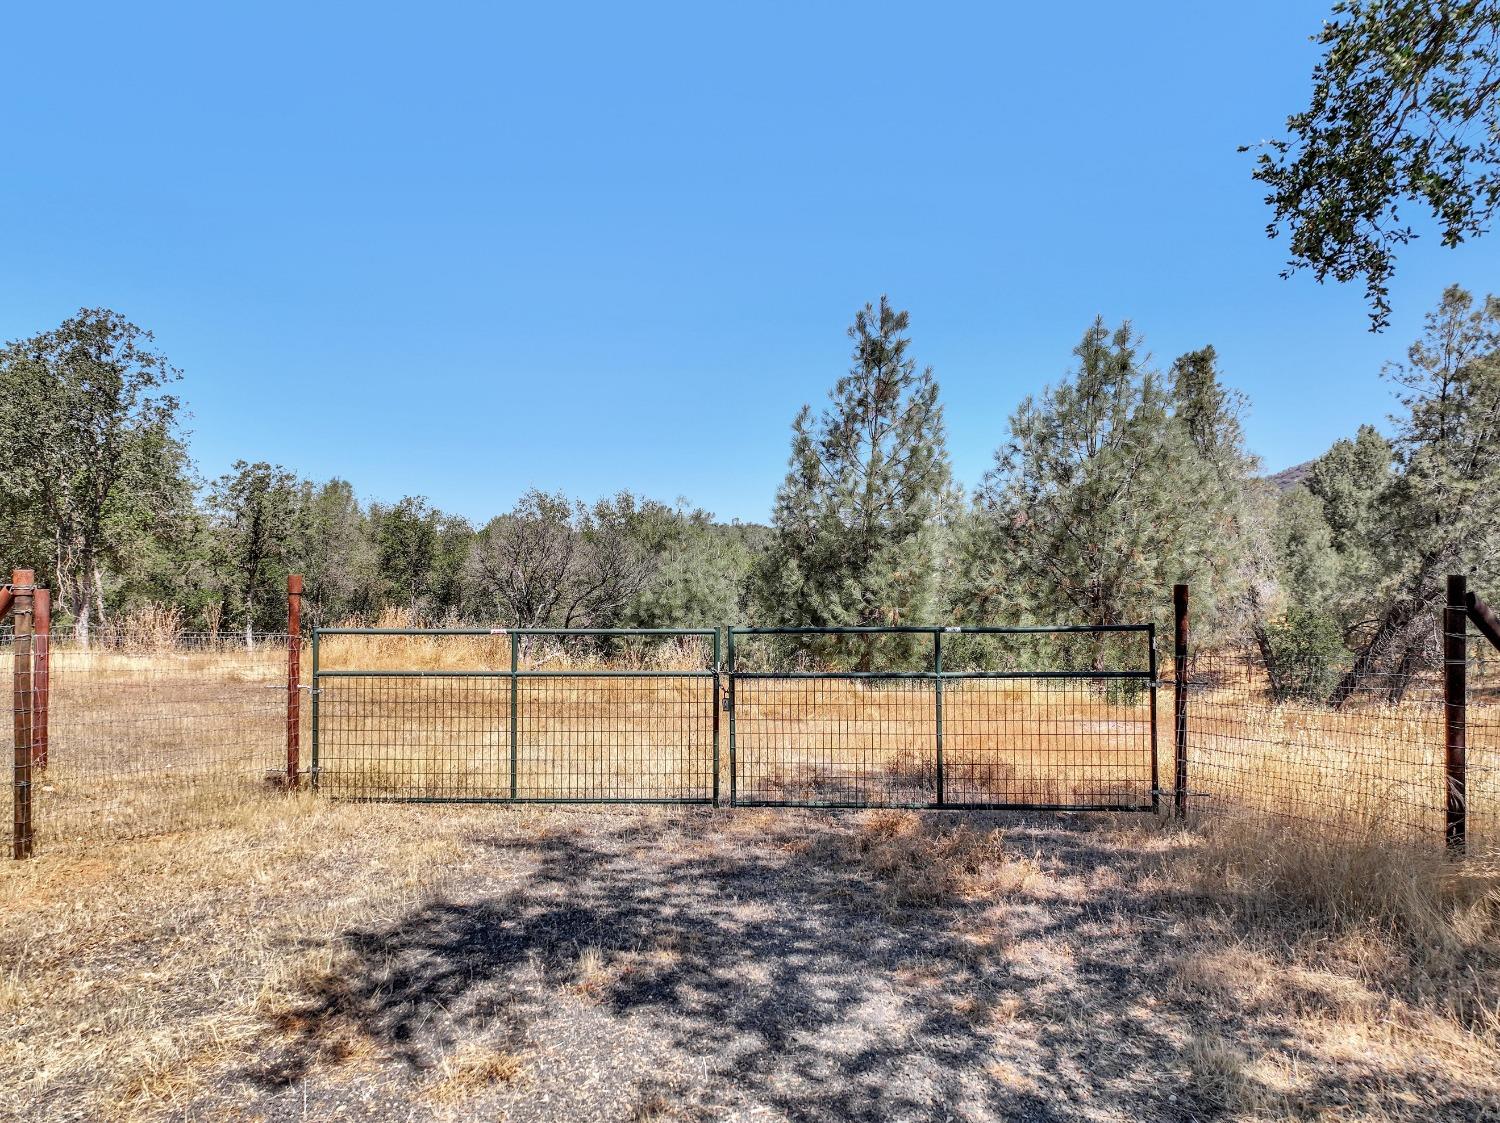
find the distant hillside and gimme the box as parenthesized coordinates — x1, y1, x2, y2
(1265, 461, 1314, 491)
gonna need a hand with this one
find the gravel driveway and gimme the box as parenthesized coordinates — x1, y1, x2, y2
(198, 810, 1205, 1123)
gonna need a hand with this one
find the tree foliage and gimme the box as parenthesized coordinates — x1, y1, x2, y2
(467, 489, 666, 629)
(5, 290, 1497, 702)
(369, 497, 472, 620)
(1332, 283, 1500, 700)
(750, 297, 954, 641)
(1249, 1, 1500, 329)
(967, 321, 1257, 654)
(208, 461, 302, 639)
(0, 309, 189, 639)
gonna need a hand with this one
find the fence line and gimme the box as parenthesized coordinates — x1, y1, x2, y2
(1175, 577, 1500, 857)
(6, 570, 1499, 858)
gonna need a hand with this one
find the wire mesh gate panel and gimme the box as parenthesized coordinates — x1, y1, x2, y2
(727, 625, 1159, 811)
(311, 628, 719, 803)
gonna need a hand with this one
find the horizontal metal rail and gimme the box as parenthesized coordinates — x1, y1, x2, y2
(732, 799, 1157, 812)
(317, 669, 713, 679)
(730, 624, 1152, 635)
(325, 795, 715, 806)
(730, 669, 1153, 681)
(315, 627, 717, 637)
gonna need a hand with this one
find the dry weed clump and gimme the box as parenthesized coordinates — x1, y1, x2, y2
(1176, 813, 1500, 1058)
(427, 1042, 529, 1102)
(821, 810, 1040, 908)
(1185, 812, 1500, 956)
(566, 944, 618, 1001)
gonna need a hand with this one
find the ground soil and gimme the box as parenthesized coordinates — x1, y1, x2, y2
(2, 804, 1495, 1122)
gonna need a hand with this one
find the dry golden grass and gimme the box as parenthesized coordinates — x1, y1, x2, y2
(0, 797, 524, 1121)
(804, 808, 1041, 909)
(427, 1042, 530, 1102)
(1151, 811, 1500, 1120)
(13, 621, 1500, 1121)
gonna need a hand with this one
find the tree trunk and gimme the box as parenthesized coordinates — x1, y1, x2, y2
(74, 591, 91, 648)
(73, 557, 97, 648)
(1251, 621, 1279, 699)
(1384, 635, 1429, 705)
(1329, 554, 1447, 707)
(92, 568, 107, 628)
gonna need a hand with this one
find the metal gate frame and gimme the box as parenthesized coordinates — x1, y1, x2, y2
(725, 624, 1159, 813)
(311, 626, 721, 805)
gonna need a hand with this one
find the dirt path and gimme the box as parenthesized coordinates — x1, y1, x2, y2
(3, 805, 1495, 1122)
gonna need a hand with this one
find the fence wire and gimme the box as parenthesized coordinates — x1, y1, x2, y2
(18, 629, 291, 849)
(1183, 626, 1500, 856)
(10, 610, 1500, 859)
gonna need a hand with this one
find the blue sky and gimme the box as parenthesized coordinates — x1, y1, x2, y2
(5, 2, 1499, 525)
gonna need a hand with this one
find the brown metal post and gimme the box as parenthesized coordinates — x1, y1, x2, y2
(1444, 575, 1467, 855)
(33, 587, 49, 771)
(12, 569, 35, 859)
(286, 574, 303, 789)
(1173, 583, 1189, 818)
(1465, 589, 1500, 652)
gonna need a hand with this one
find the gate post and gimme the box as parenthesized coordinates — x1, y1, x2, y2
(309, 628, 320, 791)
(711, 628, 721, 808)
(12, 569, 35, 859)
(933, 628, 945, 808)
(1444, 574, 1467, 855)
(33, 587, 49, 771)
(1148, 622, 1160, 816)
(1173, 583, 1189, 819)
(286, 575, 303, 789)
(727, 628, 737, 807)
(509, 630, 519, 801)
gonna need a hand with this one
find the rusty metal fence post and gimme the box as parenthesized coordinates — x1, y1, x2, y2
(33, 587, 49, 771)
(12, 569, 35, 859)
(1173, 583, 1189, 818)
(287, 574, 303, 789)
(1444, 574, 1467, 855)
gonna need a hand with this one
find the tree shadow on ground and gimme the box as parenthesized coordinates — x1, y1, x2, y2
(238, 812, 1490, 1122)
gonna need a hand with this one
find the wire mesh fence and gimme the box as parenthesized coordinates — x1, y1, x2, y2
(16, 629, 292, 849)
(728, 626, 1158, 810)
(1181, 625, 1500, 857)
(9, 586, 1500, 860)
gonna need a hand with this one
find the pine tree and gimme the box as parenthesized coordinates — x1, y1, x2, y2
(749, 297, 953, 662)
(1167, 345, 1260, 635)
(1332, 285, 1500, 703)
(967, 320, 1256, 660)
(1305, 424, 1393, 558)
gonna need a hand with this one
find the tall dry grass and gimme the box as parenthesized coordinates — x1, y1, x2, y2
(1162, 811, 1500, 1118)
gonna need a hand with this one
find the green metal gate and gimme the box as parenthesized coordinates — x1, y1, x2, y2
(726, 625, 1159, 811)
(310, 623, 1156, 811)
(311, 627, 720, 804)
